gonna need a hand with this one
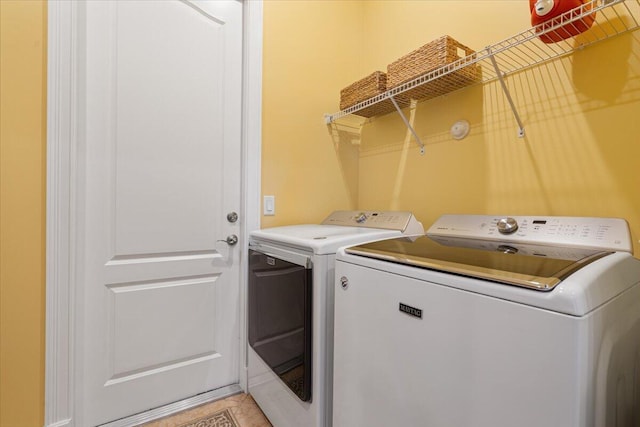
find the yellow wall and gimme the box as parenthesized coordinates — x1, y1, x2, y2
(261, 0, 365, 227)
(355, 0, 640, 255)
(263, 1, 640, 256)
(0, 1, 47, 426)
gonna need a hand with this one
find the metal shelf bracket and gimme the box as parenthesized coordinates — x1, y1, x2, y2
(390, 96, 425, 155)
(487, 46, 525, 138)
(325, 0, 640, 141)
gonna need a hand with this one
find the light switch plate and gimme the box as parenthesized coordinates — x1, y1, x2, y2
(263, 195, 275, 216)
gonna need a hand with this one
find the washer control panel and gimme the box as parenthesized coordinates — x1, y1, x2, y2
(321, 211, 424, 234)
(427, 214, 632, 252)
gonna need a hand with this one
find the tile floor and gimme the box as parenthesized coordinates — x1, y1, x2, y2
(140, 393, 272, 427)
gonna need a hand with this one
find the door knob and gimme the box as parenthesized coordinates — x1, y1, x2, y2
(218, 234, 238, 246)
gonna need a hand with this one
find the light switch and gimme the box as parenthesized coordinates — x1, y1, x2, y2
(264, 195, 275, 216)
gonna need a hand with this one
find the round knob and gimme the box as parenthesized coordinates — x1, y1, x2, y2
(226, 211, 238, 223)
(497, 217, 518, 235)
(355, 213, 367, 223)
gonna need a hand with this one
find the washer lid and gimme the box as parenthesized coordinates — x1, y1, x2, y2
(250, 225, 407, 255)
(250, 211, 425, 255)
(345, 235, 611, 291)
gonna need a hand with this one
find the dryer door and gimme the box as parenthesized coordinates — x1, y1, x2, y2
(248, 247, 312, 401)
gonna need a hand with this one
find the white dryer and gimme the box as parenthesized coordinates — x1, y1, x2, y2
(333, 214, 640, 427)
(247, 210, 424, 427)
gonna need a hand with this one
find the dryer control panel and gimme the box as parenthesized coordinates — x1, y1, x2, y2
(321, 211, 424, 235)
(427, 215, 633, 253)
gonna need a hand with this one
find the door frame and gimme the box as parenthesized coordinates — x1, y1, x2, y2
(44, 1, 263, 426)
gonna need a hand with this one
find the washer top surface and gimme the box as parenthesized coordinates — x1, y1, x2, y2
(250, 224, 405, 255)
(249, 211, 424, 255)
(338, 214, 640, 315)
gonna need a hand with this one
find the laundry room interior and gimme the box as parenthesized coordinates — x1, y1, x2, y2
(1, 0, 640, 427)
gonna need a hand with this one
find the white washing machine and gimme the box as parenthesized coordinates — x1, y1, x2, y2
(333, 214, 640, 427)
(247, 210, 424, 427)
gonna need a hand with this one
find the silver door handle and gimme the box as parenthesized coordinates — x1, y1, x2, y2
(218, 234, 238, 246)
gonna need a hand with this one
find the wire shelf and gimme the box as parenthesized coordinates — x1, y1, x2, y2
(324, 0, 640, 124)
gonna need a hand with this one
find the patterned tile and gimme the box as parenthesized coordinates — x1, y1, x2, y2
(140, 393, 271, 427)
(229, 395, 272, 427)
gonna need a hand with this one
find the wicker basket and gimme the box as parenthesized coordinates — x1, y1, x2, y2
(340, 71, 410, 118)
(387, 35, 481, 101)
(340, 71, 386, 110)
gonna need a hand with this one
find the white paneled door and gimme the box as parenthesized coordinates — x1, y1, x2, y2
(80, 1, 242, 425)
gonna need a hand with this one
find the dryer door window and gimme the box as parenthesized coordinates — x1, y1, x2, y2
(248, 249, 312, 401)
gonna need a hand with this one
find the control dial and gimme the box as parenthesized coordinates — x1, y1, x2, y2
(355, 213, 367, 223)
(497, 217, 519, 235)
